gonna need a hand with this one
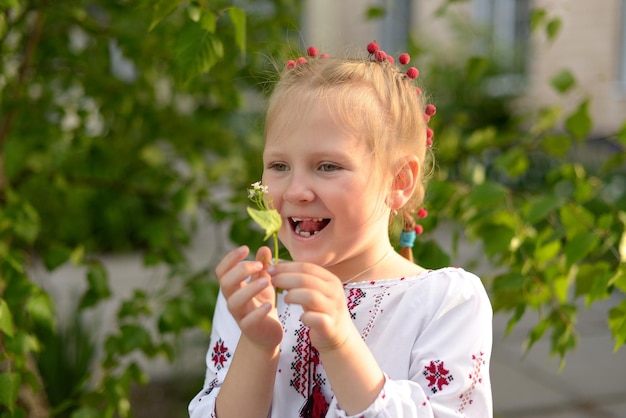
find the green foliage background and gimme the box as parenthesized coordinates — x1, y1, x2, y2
(0, 0, 625, 416)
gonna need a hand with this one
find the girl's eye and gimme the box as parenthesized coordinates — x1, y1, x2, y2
(319, 163, 340, 172)
(268, 162, 289, 171)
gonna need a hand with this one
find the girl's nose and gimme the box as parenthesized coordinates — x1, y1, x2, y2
(283, 173, 315, 203)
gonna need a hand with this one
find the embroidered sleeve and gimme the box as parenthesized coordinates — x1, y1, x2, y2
(188, 291, 241, 418)
(328, 270, 493, 418)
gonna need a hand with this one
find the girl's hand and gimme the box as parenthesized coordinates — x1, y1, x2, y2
(216, 245, 283, 349)
(268, 262, 357, 353)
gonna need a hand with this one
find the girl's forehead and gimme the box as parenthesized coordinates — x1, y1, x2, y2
(266, 92, 373, 143)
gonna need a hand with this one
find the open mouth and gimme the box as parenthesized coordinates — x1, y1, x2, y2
(290, 217, 331, 237)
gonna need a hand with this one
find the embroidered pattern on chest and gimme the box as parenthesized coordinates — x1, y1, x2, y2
(279, 303, 291, 329)
(423, 360, 454, 393)
(457, 352, 486, 413)
(211, 338, 230, 370)
(360, 287, 389, 340)
(290, 325, 312, 397)
(346, 288, 366, 319)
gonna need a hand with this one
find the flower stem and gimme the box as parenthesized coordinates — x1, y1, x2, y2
(272, 233, 279, 264)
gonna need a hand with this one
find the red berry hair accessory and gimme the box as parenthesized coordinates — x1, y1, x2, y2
(367, 41, 379, 54)
(366, 41, 436, 149)
(284, 42, 438, 150)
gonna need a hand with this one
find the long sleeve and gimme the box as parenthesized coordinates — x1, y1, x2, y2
(326, 268, 492, 418)
(189, 268, 492, 418)
(188, 290, 242, 418)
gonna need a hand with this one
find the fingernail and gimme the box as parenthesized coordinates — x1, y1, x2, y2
(266, 265, 275, 275)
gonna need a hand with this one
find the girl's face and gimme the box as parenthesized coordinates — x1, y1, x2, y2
(262, 98, 393, 278)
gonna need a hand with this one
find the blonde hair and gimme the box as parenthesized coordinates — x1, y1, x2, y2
(265, 54, 432, 227)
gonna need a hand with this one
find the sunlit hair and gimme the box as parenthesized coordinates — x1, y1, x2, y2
(265, 55, 432, 224)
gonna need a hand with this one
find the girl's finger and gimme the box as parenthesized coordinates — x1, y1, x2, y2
(215, 245, 249, 278)
(226, 278, 271, 318)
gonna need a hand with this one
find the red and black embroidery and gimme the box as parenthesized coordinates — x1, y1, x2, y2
(423, 360, 454, 393)
(458, 352, 486, 412)
(346, 288, 366, 319)
(211, 338, 230, 370)
(290, 324, 329, 418)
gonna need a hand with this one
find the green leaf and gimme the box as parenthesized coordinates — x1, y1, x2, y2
(0, 299, 15, 337)
(0, 0, 20, 8)
(71, 407, 103, 418)
(530, 9, 547, 32)
(0, 372, 20, 410)
(26, 291, 56, 330)
(564, 231, 599, 268)
(466, 181, 508, 208)
(616, 122, 626, 147)
(228, 7, 246, 56)
(526, 317, 549, 351)
(494, 147, 529, 178)
(565, 99, 592, 141)
(187, 2, 201, 22)
(43, 244, 72, 271)
(79, 262, 111, 310)
(175, 20, 223, 82)
(541, 134, 572, 158)
(200, 11, 217, 32)
(559, 203, 595, 237)
(465, 56, 490, 83)
(534, 240, 561, 267)
(550, 69, 576, 94)
(365, 6, 386, 20)
(465, 126, 497, 152)
(608, 299, 626, 351)
(546, 17, 562, 42)
(158, 298, 195, 333)
(524, 194, 562, 224)
(118, 324, 153, 354)
(576, 262, 606, 296)
(531, 105, 561, 135)
(505, 305, 526, 335)
(149, 0, 182, 31)
(247, 206, 282, 241)
(492, 272, 525, 293)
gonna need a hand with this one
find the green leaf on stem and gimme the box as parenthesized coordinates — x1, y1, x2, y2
(247, 207, 282, 241)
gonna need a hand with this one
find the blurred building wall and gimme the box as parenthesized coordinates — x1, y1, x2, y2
(302, 0, 626, 137)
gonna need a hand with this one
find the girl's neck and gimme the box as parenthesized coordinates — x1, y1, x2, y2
(341, 250, 393, 284)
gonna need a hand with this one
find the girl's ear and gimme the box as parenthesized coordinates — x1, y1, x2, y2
(389, 156, 420, 210)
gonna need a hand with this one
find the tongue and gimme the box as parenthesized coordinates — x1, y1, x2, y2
(299, 219, 326, 233)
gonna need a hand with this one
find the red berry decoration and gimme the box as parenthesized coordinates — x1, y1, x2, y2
(417, 208, 428, 219)
(307, 46, 318, 58)
(426, 137, 433, 148)
(425, 104, 437, 116)
(387, 55, 395, 64)
(424, 114, 431, 123)
(399, 53, 410, 65)
(296, 57, 307, 65)
(367, 41, 379, 54)
(320, 53, 329, 58)
(415, 87, 422, 96)
(375, 50, 387, 62)
(427, 127, 434, 140)
(414, 225, 424, 235)
(285, 59, 296, 69)
(406, 67, 419, 79)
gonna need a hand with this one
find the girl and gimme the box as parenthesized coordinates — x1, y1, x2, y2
(189, 43, 493, 418)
